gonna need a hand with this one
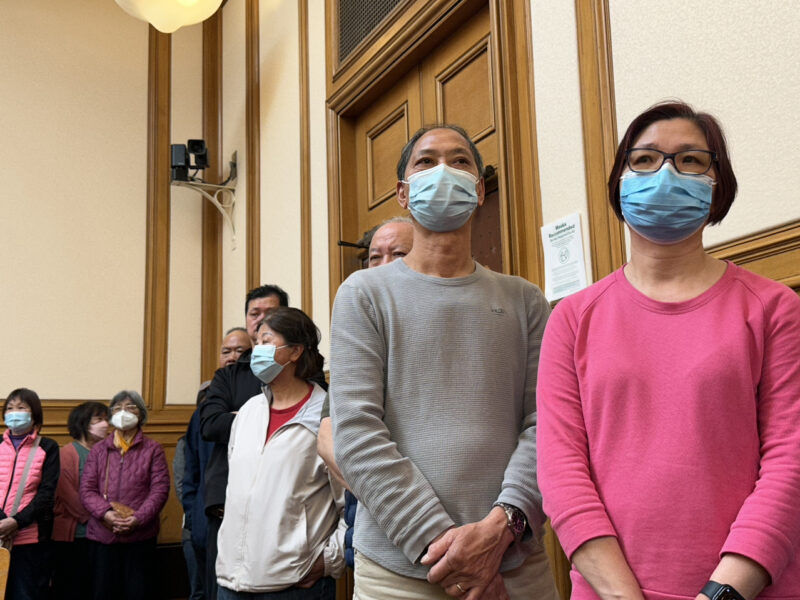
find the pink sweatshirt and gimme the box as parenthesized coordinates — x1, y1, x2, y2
(537, 263, 800, 600)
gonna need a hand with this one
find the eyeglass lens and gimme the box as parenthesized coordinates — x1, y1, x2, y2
(627, 149, 713, 175)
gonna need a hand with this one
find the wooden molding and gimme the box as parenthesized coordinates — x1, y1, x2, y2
(246, 0, 261, 291)
(143, 27, 172, 412)
(299, 0, 313, 316)
(201, 10, 224, 380)
(575, 0, 625, 281)
(490, 0, 544, 286)
(326, 0, 482, 114)
(708, 220, 800, 291)
(326, 110, 344, 312)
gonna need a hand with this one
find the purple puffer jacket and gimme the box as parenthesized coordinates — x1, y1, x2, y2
(80, 430, 170, 544)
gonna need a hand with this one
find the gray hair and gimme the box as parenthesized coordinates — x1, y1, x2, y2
(358, 216, 414, 249)
(381, 216, 412, 226)
(110, 390, 148, 426)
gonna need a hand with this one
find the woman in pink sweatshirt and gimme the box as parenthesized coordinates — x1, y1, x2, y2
(537, 101, 800, 600)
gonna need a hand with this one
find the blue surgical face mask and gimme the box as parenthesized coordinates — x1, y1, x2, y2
(5, 411, 32, 434)
(620, 162, 714, 244)
(250, 344, 289, 384)
(404, 163, 479, 232)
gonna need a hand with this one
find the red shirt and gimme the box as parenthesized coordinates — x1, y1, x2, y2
(266, 384, 313, 441)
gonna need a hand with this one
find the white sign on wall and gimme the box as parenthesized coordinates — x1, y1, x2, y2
(541, 212, 589, 302)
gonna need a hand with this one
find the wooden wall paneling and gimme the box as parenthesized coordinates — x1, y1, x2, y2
(352, 68, 421, 240)
(246, 0, 261, 291)
(575, 0, 625, 281)
(326, 110, 344, 310)
(300, 0, 313, 316)
(201, 10, 224, 381)
(143, 26, 172, 414)
(709, 220, 800, 292)
(325, 0, 483, 114)
(490, 0, 545, 286)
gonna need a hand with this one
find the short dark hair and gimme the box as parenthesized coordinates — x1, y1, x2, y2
(396, 125, 485, 181)
(3, 388, 44, 429)
(257, 307, 324, 381)
(608, 100, 737, 225)
(245, 284, 289, 314)
(67, 401, 108, 440)
(225, 326, 248, 336)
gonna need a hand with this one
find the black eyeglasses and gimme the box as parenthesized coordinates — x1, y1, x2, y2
(625, 148, 717, 176)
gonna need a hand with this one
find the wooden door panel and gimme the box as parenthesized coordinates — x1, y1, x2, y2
(419, 6, 497, 168)
(351, 68, 421, 245)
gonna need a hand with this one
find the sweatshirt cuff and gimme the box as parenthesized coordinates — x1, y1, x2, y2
(722, 524, 792, 584)
(550, 510, 618, 560)
(496, 486, 546, 536)
(397, 505, 455, 565)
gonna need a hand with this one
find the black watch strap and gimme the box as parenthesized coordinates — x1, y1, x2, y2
(701, 581, 746, 600)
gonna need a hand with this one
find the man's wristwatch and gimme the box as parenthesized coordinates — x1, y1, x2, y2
(493, 502, 526, 542)
(701, 581, 746, 600)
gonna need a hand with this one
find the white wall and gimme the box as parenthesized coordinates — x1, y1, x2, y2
(530, 1, 594, 279)
(0, 0, 149, 399)
(258, 0, 303, 305)
(609, 0, 800, 246)
(221, 0, 249, 334)
(167, 23, 204, 403)
(308, 3, 332, 364)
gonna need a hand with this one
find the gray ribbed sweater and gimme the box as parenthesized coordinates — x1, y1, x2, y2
(330, 259, 551, 579)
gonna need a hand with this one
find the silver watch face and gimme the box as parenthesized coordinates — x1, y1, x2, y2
(500, 504, 525, 538)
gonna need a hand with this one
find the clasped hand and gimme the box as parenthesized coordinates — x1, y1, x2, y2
(421, 507, 513, 599)
(103, 510, 139, 535)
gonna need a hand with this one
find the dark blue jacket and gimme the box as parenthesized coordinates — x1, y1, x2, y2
(182, 402, 213, 548)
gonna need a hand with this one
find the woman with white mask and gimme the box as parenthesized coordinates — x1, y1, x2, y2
(537, 101, 800, 600)
(0, 387, 60, 600)
(80, 390, 170, 600)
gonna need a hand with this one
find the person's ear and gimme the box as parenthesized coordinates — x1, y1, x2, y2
(476, 177, 485, 207)
(397, 180, 409, 210)
(289, 345, 305, 363)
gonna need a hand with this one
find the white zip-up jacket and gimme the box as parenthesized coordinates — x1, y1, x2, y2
(216, 382, 346, 592)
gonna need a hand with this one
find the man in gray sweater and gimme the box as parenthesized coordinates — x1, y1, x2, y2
(330, 125, 557, 600)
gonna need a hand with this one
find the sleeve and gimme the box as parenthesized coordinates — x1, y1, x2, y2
(55, 445, 90, 523)
(132, 442, 171, 526)
(199, 367, 236, 444)
(181, 412, 202, 529)
(330, 281, 455, 564)
(494, 286, 551, 537)
(80, 446, 113, 520)
(322, 470, 347, 579)
(720, 289, 800, 582)
(536, 300, 618, 559)
(13, 437, 60, 530)
(173, 437, 185, 503)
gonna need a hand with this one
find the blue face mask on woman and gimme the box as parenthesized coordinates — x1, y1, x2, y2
(404, 163, 479, 232)
(620, 162, 714, 244)
(250, 344, 289, 384)
(5, 411, 32, 434)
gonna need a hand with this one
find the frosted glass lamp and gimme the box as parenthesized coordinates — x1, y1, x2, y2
(115, 0, 224, 33)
